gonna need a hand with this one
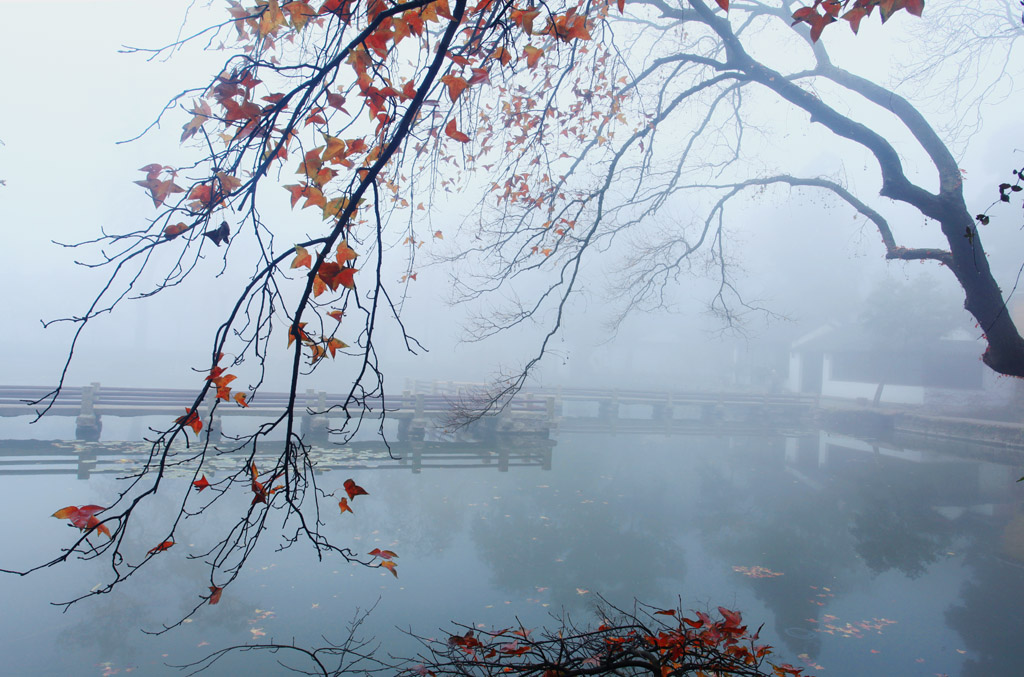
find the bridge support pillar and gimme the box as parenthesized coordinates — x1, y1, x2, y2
(75, 382, 102, 442)
(301, 389, 330, 445)
(398, 417, 426, 441)
(208, 415, 224, 444)
(76, 449, 97, 480)
(598, 393, 619, 432)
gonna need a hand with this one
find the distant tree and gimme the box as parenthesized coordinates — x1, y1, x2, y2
(10, 0, 1023, 624)
(859, 274, 970, 351)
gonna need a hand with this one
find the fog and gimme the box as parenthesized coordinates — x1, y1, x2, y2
(1, 1, 1021, 413)
(1, 2, 1024, 675)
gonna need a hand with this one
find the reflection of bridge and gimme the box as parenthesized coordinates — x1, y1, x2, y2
(0, 439, 555, 479)
(0, 382, 819, 442)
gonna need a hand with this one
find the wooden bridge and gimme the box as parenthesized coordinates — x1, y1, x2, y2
(0, 438, 555, 479)
(0, 381, 819, 442)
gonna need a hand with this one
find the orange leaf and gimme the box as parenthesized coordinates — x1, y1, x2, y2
(522, 44, 544, 69)
(193, 475, 211, 491)
(433, 230, 443, 239)
(287, 322, 309, 347)
(176, 408, 203, 434)
(234, 392, 249, 407)
(344, 478, 368, 499)
(441, 75, 469, 102)
(208, 585, 223, 605)
(338, 497, 353, 514)
(368, 548, 397, 559)
(336, 241, 358, 262)
(492, 45, 513, 66)
(291, 245, 313, 269)
(380, 560, 398, 577)
(148, 540, 175, 554)
(163, 223, 189, 240)
(327, 337, 348, 357)
(444, 118, 470, 143)
(85, 516, 112, 539)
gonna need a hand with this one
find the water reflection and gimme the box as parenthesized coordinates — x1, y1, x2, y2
(0, 430, 1021, 676)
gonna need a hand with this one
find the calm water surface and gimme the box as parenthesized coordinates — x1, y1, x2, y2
(1, 430, 1022, 676)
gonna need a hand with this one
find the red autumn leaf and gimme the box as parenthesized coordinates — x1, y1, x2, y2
(809, 12, 836, 41)
(715, 0, 728, 10)
(338, 497, 353, 514)
(904, 0, 924, 17)
(163, 223, 189, 240)
(380, 560, 398, 577)
(368, 548, 397, 559)
(318, 261, 343, 290)
(193, 475, 211, 491)
(791, 6, 816, 22)
(139, 163, 163, 178)
(617, 0, 624, 13)
(148, 540, 175, 554)
(444, 118, 470, 143)
(654, 609, 676, 616)
(327, 310, 344, 322)
(188, 183, 215, 207)
(842, 6, 867, 32)
(52, 505, 111, 538)
(176, 408, 203, 434)
(343, 478, 368, 499)
(511, 8, 540, 33)
(208, 585, 223, 605)
(336, 267, 357, 289)
(467, 67, 490, 86)
(718, 606, 744, 628)
(52, 504, 103, 524)
(135, 176, 185, 208)
(83, 515, 111, 538)
(433, 230, 443, 239)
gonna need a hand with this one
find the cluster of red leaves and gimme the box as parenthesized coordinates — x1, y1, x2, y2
(206, 363, 249, 408)
(440, 608, 811, 676)
(791, 0, 924, 41)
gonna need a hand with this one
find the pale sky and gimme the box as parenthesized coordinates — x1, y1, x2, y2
(1, 0, 1020, 402)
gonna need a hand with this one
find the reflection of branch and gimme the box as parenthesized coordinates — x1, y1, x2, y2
(191, 599, 802, 677)
(407, 597, 790, 676)
(179, 603, 385, 677)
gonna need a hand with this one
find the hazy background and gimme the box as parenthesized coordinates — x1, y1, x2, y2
(1, 0, 1021, 427)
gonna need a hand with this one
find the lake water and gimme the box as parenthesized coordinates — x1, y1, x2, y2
(1, 429, 1022, 676)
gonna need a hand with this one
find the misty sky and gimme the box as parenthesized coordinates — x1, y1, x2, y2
(1, 0, 1021, 398)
